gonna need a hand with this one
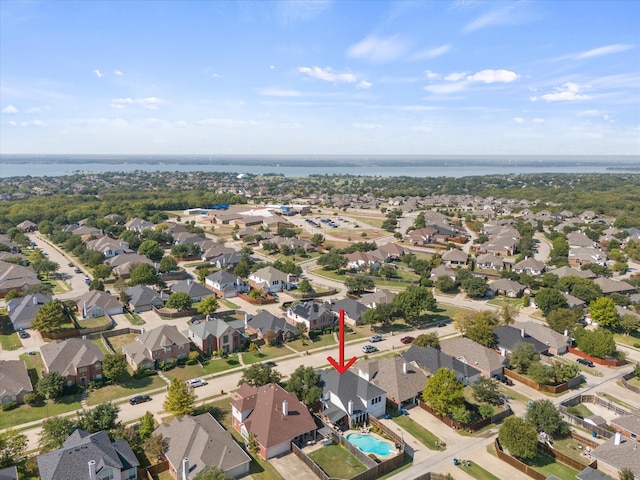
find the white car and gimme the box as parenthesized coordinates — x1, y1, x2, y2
(369, 335, 382, 342)
(186, 378, 208, 388)
(362, 345, 378, 353)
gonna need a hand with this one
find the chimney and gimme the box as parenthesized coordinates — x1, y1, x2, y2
(282, 400, 288, 416)
(521, 328, 526, 338)
(187, 279, 192, 286)
(33, 296, 38, 305)
(182, 458, 189, 480)
(88, 460, 97, 480)
(614, 432, 622, 446)
(564, 329, 569, 337)
(402, 362, 408, 374)
(348, 400, 354, 416)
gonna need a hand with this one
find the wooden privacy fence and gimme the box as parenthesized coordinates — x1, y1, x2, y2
(503, 368, 582, 394)
(567, 347, 626, 366)
(621, 371, 640, 394)
(418, 399, 512, 432)
(494, 439, 546, 480)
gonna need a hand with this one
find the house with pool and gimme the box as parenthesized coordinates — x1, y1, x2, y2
(318, 368, 387, 430)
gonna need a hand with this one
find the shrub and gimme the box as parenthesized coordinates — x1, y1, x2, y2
(368, 453, 380, 463)
(88, 380, 103, 390)
(1, 401, 17, 411)
(24, 392, 43, 406)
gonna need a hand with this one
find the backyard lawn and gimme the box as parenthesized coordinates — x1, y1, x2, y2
(86, 372, 167, 406)
(526, 450, 580, 479)
(106, 333, 138, 352)
(308, 442, 367, 478)
(390, 412, 445, 451)
(0, 312, 21, 351)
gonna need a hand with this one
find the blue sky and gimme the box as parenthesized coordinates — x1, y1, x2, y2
(1, 0, 639, 155)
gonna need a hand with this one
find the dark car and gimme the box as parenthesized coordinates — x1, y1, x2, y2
(577, 358, 595, 368)
(495, 374, 514, 386)
(18, 330, 29, 339)
(68, 262, 75, 267)
(262, 361, 277, 367)
(400, 336, 415, 344)
(129, 395, 151, 405)
(436, 321, 447, 327)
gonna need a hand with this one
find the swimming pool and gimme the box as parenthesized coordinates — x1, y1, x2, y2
(346, 433, 394, 456)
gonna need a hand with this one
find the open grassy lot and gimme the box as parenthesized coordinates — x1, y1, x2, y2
(287, 333, 336, 352)
(86, 372, 167, 406)
(308, 442, 367, 478)
(390, 411, 445, 451)
(163, 356, 241, 382)
(0, 393, 83, 430)
(550, 437, 594, 465)
(242, 344, 292, 364)
(0, 310, 22, 351)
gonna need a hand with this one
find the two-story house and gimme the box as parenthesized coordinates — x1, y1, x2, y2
(40, 338, 105, 387)
(187, 317, 242, 355)
(248, 266, 294, 293)
(0, 360, 33, 405)
(245, 311, 298, 344)
(122, 325, 190, 371)
(75, 290, 123, 318)
(204, 270, 248, 298)
(286, 301, 335, 332)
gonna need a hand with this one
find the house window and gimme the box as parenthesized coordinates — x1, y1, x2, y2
(223, 335, 229, 344)
(95, 363, 101, 370)
(79, 367, 87, 374)
(97, 468, 114, 480)
(165, 347, 172, 354)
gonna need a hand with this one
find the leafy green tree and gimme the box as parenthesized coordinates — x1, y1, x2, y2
(589, 297, 619, 329)
(361, 302, 398, 328)
(464, 314, 497, 348)
(164, 378, 196, 417)
(498, 417, 538, 460)
(310, 233, 325, 246)
(535, 288, 568, 316)
(166, 291, 194, 310)
(128, 262, 159, 286)
(197, 296, 219, 316)
(143, 433, 166, 463)
(92, 263, 113, 281)
(286, 366, 323, 407)
(158, 255, 178, 273)
(193, 467, 230, 480)
(546, 308, 581, 334)
(39, 417, 74, 452)
(246, 432, 259, 454)
(298, 278, 312, 294)
(138, 240, 165, 262)
(500, 304, 517, 325)
(575, 327, 616, 359)
(317, 251, 347, 271)
(413, 333, 440, 349)
(422, 368, 464, 417)
(0, 429, 27, 468)
(450, 404, 471, 424)
(238, 364, 282, 387)
(463, 276, 489, 298)
(393, 285, 436, 324)
(619, 468, 634, 480)
(345, 274, 375, 294)
(233, 260, 250, 278)
(32, 258, 60, 278)
(138, 412, 156, 441)
(472, 376, 502, 406)
(435, 275, 456, 293)
(509, 343, 538, 374)
(32, 300, 68, 333)
(620, 314, 640, 336)
(76, 403, 121, 433)
(526, 399, 568, 438)
(528, 360, 551, 385)
(102, 353, 128, 382)
(38, 371, 66, 400)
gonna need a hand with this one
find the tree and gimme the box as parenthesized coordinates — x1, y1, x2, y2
(393, 285, 436, 324)
(546, 308, 581, 334)
(463, 276, 489, 298)
(77, 403, 121, 433)
(138, 239, 165, 262)
(589, 297, 619, 329)
(575, 328, 616, 359)
(263, 330, 277, 346)
(317, 251, 347, 271)
(413, 333, 440, 349)
(238, 364, 282, 387)
(310, 233, 325, 247)
(472, 376, 502, 406)
(193, 467, 230, 480)
(498, 417, 538, 460)
(526, 399, 568, 438)
(138, 412, 156, 441)
(500, 304, 517, 326)
(102, 353, 128, 382)
(619, 313, 640, 336)
(528, 361, 551, 385)
(361, 302, 398, 328)
(92, 263, 113, 281)
(158, 255, 178, 273)
(164, 378, 196, 417)
(464, 313, 498, 348)
(197, 296, 219, 316)
(344, 274, 375, 294)
(233, 260, 250, 278)
(295, 321, 307, 339)
(129, 262, 159, 286)
(31, 300, 68, 333)
(38, 371, 66, 400)
(422, 368, 464, 417)
(166, 291, 194, 311)
(286, 366, 323, 407)
(39, 417, 74, 452)
(143, 433, 166, 463)
(435, 275, 456, 293)
(0, 429, 27, 468)
(509, 342, 539, 374)
(534, 288, 568, 316)
(298, 278, 312, 294)
(32, 258, 59, 278)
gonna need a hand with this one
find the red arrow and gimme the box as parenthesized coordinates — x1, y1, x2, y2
(328, 309, 357, 374)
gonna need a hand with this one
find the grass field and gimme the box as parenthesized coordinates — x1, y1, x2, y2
(163, 356, 241, 382)
(390, 412, 445, 451)
(0, 394, 83, 430)
(287, 333, 336, 352)
(308, 443, 368, 478)
(458, 461, 501, 480)
(526, 450, 579, 479)
(86, 373, 167, 406)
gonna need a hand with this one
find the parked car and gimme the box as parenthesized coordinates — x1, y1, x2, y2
(18, 330, 29, 339)
(495, 374, 514, 386)
(400, 336, 415, 344)
(362, 345, 378, 353)
(186, 378, 208, 388)
(74, 268, 82, 273)
(68, 262, 75, 267)
(436, 322, 447, 327)
(577, 358, 595, 368)
(262, 361, 277, 367)
(129, 395, 151, 405)
(369, 335, 383, 342)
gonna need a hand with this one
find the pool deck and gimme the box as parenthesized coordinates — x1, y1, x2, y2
(303, 428, 399, 458)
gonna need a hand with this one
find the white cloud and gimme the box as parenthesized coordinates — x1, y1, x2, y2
(357, 80, 372, 89)
(259, 88, 301, 97)
(26, 107, 43, 114)
(513, 117, 525, 124)
(138, 118, 172, 128)
(464, 3, 533, 32)
(1, 104, 18, 114)
(576, 44, 634, 59)
(578, 110, 600, 117)
(298, 66, 356, 83)
(533, 82, 592, 102)
(71, 118, 129, 127)
(466, 69, 519, 83)
(411, 44, 452, 60)
(346, 35, 409, 63)
(20, 120, 46, 127)
(444, 72, 467, 81)
(424, 70, 440, 80)
(532, 118, 544, 124)
(411, 125, 434, 132)
(353, 123, 381, 129)
(114, 70, 123, 76)
(278, 0, 331, 24)
(8, 121, 17, 127)
(424, 82, 469, 94)
(110, 97, 165, 109)
(270, 65, 276, 70)
(93, 69, 103, 78)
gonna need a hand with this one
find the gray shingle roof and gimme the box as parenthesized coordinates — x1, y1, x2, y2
(0, 360, 33, 401)
(189, 317, 236, 340)
(327, 298, 369, 322)
(357, 357, 428, 404)
(246, 311, 297, 336)
(125, 284, 164, 308)
(493, 325, 549, 354)
(40, 338, 105, 378)
(402, 345, 481, 379)
(7, 293, 52, 327)
(439, 337, 506, 373)
(170, 280, 213, 299)
(319, 368, 387, 416)
(591, 435, 640, 478)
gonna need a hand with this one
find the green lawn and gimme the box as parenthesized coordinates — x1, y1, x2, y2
(242, 344, 291, 364)
(525, 450, 579, 479)
(390, 412, 445, 451)
(287, 334, 336, 352)
(566, 403, 594, 419)
(308, 442, 367, 478)
(86, 373, 167, 406)
(550, 437, 593, 465)
(0, 311, 22, 350)
(92, 338, 111, 355)
(163, 356, 241, 382)
(459, 461, 501, 480)
(124, 312, 146, 325)
(0, 394, 83, 430)
(219, 298, 240, 309)
(614, 331, 640, 349)
(107, 333, 139, 352)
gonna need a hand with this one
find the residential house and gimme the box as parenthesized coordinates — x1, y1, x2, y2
(125, 285, 165, 313)
(609, 410, 640, 440)
(36, 429, 139, 480)
(0, 234, 19, 253)
(548, 266, 595, 279)
(569, 247, 606, 266)
(439, 337, 506, 378)
(210, 251, 244, 270)
(480, 236, 518, 256)
(591, 433, 640, 479)
(105, 253, 154, 278)
(245, 311, 297, 343)
(122, 325, 190, 371)
(402, 345, 482, 385)
(512, 321, 570, 355)
(489, 278, 525, 298)
(356, 357, 428, 411)
(493, 325, 549, 356)
(201, 244, 236, 262)
(173, 231, 205, 245)
(204, 270, 248, 298)
(318, 368, 387, 429)
(7, 293, 52, 330)
(358, 289, 396, 309)
(170, 279, 214, 302)
(0, 360, 33, 405)
(286, 301, 335, 332)
(475, 253, 505, 271)
(567, 231, 596, 248)
(327, 298, 369, 326)
(593, 277, 636, 296)
(17, 220, 37, 232)
(154, 413, 251, 479)
(345, 251, 380, 271)
(75, 290, 123, 318)
(441, 248, 468, 267)
(0, 466, 18, 480)
(0, 260, 41, 298)
(563, 292, 586, 309)
(40, 338, 104, 387)
(188, 317, 242, 355)
(85, 237, 131, 258)
(124, 217, 155, 232)
(0, 251, 27, 264)
(248, 266, 294, 293)
(512, 257, 546, 276)
(69, 225, 102, 238)
(231, 383, 317, 459)
(376, 242, 406, 261)
(430, 265, 457, 281)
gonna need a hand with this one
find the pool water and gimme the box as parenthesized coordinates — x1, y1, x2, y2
(346, 433, 394, 456)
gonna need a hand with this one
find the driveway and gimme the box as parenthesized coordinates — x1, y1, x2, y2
(269, 451, 316, 479)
